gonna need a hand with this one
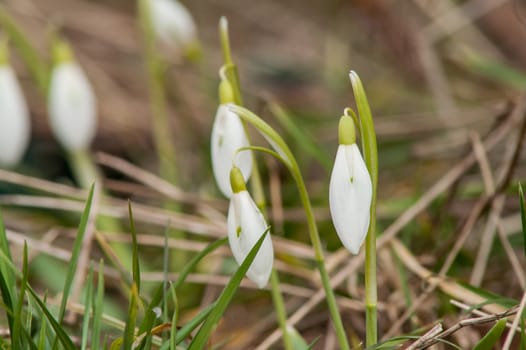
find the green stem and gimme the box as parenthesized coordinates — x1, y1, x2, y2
(138, 0, 188, 270)
(219, 18, 292, 349)
(230, 104, 350, 350)
(270, 270, 293, 350)
(138, 0, 179, 185)
(68, 150, 133, 271)
(350, 71, 378, 346)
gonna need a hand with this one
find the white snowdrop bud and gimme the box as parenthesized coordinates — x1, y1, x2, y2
(210, 79, 252, 198)
(0, 42, 30, 167)
(48, 41, 97, 151)
(329, 115, 372, 254)
(227, 167, 273, 288)
(149, 0, 199, 57)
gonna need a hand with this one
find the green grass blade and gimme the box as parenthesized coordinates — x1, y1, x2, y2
(519, 183, 526, 261)
(174, 302, 215, 345)
(0, 207, 16, 340)
(122, 283, 139, 350)
(81, 265, 94, 350)
(472, 318, 507, 350)
(128, 201, 141, 293)
(520, 316, 526, 350)
(26, 286, 76, 350)
(169, 283, 178, 350)
(188, 231, 269, 349)
(58, 183, 95, 323)
(173, 237, 227, 290)
(12, 242, 29, 349)
(91, 259, 105, 349)
(267, 101, 331, 171)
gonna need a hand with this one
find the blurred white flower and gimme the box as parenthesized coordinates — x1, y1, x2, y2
(211, 103, 252, 198)
(0, 65, 30, 167)
(149, 0, 198, 55)
(227, 167, 273, 288)
(48, 61, 97, 151)
(329, 116, 372, 254)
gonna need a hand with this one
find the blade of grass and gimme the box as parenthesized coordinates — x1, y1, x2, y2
(188, 230, 269, 349)
(12, 242, 29, 349)
(267, 100, 331, 171)
(0, 208, 16, 342)
(58, 184, 95, 323)
(81, 265, 94, 350)
(91, 259, 105, 350)
(472, 318, 507, 350)
(128, 201, 141, 293)
(27, 283, 76, 349)
(122, 283, 140, 350)
(169, 283, 178, 350)
(173, 237, 227, 290)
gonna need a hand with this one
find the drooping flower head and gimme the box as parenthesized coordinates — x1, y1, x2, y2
(227, 166, 273, 288)
(329, 115, 372, 254)
(48, 39, 97, 152)
(149, 0, 200, 59)
(210, 78, 252, 198)
(0, 39, 31, 167)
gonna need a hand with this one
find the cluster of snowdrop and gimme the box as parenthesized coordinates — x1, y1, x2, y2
(210, 69, 374, 288)
(0, 0, 198, 168)
(0, 36, 97, 166)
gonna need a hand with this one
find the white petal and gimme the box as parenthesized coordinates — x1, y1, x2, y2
(329, 144, 372, 254)
(227, 191, 273, 288)
(0, 66, 30, 167)
(150, 0, 197, 50)
(48, 62, 97, 151)
(211, 104, 252, 197)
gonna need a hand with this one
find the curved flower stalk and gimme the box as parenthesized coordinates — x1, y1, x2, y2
(227, 167, 273, 288)
(48, 40, 97, 152)
(149, 0, 200, 58)
(211, 79, 252, 198)
(0, 41, 30, 167)
(329, 115, 372, 254)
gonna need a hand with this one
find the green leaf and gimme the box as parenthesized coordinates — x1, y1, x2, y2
(81, 265, 94, 350)
(128, 201, 141, 293)
(472, 318, 507, 350)
(91, 259, 105, 350)
(173, 237, 227, 290)
(267, 101, 331, 171)
(0, 207, 16, 341)
(26, 286, 76, 350)
(188, 230, 269, 349)
(122, 283, 140, 350)
(58, 184, 95, 323)
(169, 283, 178, 350)
(12, 243, 29, 349)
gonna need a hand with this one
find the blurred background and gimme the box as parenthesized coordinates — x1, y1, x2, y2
(1, 0, 526, 348)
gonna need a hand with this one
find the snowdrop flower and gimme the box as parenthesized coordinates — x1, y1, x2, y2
(48, 40, 97, 151)
(149, 0, 199, 58)
(227, 167, 273, 288)
(0, 42, 30, 167)
(329, 115, 372, 254)
(211, 79, 252, 198)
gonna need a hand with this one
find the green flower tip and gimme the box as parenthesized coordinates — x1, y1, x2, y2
(0, 37, 8, 66)
(338, 115, 356, 145)
(219, 78, 235, 104)
(52, 39, 74, 65)
(185, 40, 202, 62)
(230, 166, 246, 193)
